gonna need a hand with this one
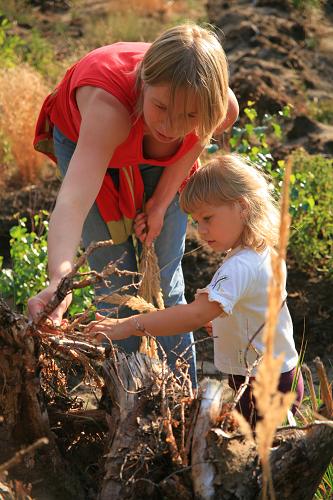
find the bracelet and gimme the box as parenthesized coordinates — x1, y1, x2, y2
(131, 316, 147, 334)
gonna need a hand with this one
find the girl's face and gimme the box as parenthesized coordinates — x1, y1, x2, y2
(191, 201, 246, 252)
(142, 84, 199, 143)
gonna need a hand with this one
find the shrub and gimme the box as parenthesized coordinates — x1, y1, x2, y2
(229, 103, 332, 276)
(0, 64, 50, 183)
(0, 14, 23, 67)
(288, 150, 333, 275)
(229, 101, 292, 194)
(0, 213, 94, 316)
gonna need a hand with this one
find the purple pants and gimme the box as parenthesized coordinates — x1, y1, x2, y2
(228, 367, 304, 427)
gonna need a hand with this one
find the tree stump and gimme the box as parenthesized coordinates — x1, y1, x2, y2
(1, 298, 332, 499)
(0, 298, 85, 499)
(101, 362, 333, 500)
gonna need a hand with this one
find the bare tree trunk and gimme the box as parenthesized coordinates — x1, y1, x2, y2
(196, 379, 333, 500)
(191, 378, 225, 499)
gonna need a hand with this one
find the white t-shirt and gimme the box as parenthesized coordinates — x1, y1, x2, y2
(196, 246, 298, 376)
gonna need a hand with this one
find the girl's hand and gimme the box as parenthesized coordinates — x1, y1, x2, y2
(85, 313, 130, 343)
(28, 285, 72, 326)
(204, 321, 213, 337)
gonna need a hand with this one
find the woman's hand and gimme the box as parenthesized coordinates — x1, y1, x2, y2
(28, 284, 72, 326)
(85, 313, 131, 343)
(134, 198, 166, 246)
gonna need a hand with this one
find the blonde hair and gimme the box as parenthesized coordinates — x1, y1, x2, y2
(136, 24, 229, 144)
(180, 154, 280, 251)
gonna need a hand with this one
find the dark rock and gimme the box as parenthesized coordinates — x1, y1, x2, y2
(287, 115, 320, 140)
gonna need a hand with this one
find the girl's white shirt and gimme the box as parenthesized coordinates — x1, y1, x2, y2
(196, 246, 298, 376)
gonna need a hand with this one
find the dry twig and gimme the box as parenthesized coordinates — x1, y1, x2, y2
(0, 438, 49, 475)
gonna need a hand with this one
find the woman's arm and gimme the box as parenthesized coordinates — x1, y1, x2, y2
(28, 87, 131, 323)
(87, 293, 224, 342)
(48, 87, 131, 281)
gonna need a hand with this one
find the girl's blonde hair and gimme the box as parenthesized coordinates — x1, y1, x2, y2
(136, 24, 229, 144)
(180, 154, 280, 251)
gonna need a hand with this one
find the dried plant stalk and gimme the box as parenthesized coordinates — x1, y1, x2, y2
(138, 244, 164, 358)
(100, 293, 157, 313)
(253, 158, 295, 500)
(314, 357, 333, 418)
(138, 245, 164, 310)
(302, 363, 318, 413)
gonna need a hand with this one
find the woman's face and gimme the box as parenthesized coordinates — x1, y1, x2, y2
(142, 84, 199, 143)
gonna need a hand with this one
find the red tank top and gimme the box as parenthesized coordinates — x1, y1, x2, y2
(34, 42, 199, 243)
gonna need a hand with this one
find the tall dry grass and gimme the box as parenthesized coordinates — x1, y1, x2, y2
(252, 158, 295, 500)
(0, 65, 50, 184)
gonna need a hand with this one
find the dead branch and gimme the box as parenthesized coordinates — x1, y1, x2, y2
(302, 363, 318, 412)
(314, 357, 333, 418)
(0, 438, 49, 475)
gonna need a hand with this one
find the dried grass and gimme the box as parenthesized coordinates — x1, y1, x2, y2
(253, 158, 295, 500)
(138, 245, 164, 310)
(100, 292, 157, 313)
(0, 65, 50, 184)
(125, 0, 173, 14)
(138, 244, 164, 358)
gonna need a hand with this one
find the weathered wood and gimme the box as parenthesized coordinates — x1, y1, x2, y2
(191, 378, 224, 499)
(205, 427, 260, 499)
(99, 351, 171, 500)
(194, 379, 333, 500)
(0, 299, 85, 499)
(270, 423, 333, 499)
(2, 298, 332, 500)
(0, 299, 51, 447)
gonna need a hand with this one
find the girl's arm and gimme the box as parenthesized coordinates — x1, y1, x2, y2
(87, 293, 225, 342)
(143, 88, 239, 245)
(28, 87, 131, 323)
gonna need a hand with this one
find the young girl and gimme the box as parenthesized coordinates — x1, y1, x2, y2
(28, 24, 239, 385)
(86, 154, 304, 425)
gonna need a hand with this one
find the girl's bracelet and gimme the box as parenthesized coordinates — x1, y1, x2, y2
(131, 316, 148, 335)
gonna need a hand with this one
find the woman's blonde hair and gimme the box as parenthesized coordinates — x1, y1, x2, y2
(136, 24, 229, 144)
(180, 154, 280, 251)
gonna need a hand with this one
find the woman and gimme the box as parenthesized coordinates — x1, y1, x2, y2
(28, 24, 239, 384)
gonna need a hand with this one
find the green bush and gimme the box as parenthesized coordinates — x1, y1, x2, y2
(229, 101, 291, 194)
(0, 212, 95, 316)
(288, 151, 333, 275)
(229, 103, 332, 276)
(0, 14, 23, 67)
(21, 28, 58, 79)
(0, 11, 58, 80)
